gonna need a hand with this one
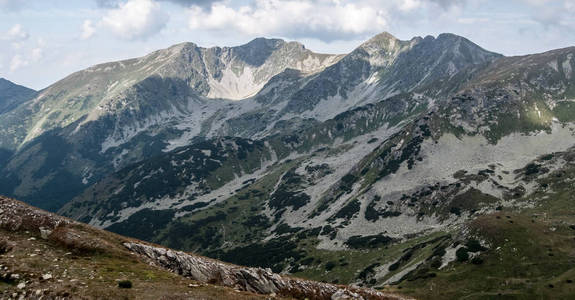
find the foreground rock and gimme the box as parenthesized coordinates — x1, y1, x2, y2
(125, 242, 408, 300)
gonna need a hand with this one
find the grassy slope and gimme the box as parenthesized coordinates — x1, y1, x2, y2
(256, 150, 575, 300)
(392, 154, 575, 299)
(0, 198, 282, 300)
(0, 229, 270, 300)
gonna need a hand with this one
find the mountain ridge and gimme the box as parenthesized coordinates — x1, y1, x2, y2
(0, 31, 502, 212)
(2, 32, 575, 298)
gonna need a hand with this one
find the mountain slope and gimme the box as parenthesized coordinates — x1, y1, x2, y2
(0, 78, 35, 115)
(0, 32, 501, 212)
(3, 32, 575, 298)
(0, 38, 340, 211)
(0, 39, 341, 151)
(0, 78, 36, 173)
(0, 196, 406, 300)
(58, 43, 575, 297)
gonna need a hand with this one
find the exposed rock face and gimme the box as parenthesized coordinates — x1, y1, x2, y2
(124, 242, 409, 300)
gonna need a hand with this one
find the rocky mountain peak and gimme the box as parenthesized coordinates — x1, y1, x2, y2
(232, 37, 293, 67)
(362, 31, 399, 45)
(242, 37, 287, 49)
(358, 32, 402, 53)
(353, 32, 413, 67)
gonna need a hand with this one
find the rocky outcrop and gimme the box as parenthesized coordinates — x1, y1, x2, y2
(0, 196, 68, 233)
(124, 242, 410, 300)
(0, 196, 409, 299)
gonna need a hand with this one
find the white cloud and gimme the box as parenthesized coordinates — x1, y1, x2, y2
(6, 24, 30, 42)
(81, 20, 97, 40)
(9, 54, 28, 72)
(188, 0, 389, 41)
(102, 0, 169, 40)
(1, 24, 30, 50)
(524, 0, 575, 30)
(398, 0, 423, 12)
(31, 47, 43, 62)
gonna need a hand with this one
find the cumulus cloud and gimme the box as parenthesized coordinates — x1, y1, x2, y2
(524, 0, 575, 30)
(387, 0, 465, 12)
(9, 54, 28, 71)
(188, 0, 389, 41)
(31, 47, 43, 62)
(6, 24, 30, 42)
(81, 20, 97, 40)
(102, 0, 169, 40)
(96, 0, 219, 8)
(397, 0, 423, 12)
(5, 44, 44, 72)
(1, 24, 30, 50)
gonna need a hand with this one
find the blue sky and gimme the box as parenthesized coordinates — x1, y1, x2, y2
(1, 0, 574, 90)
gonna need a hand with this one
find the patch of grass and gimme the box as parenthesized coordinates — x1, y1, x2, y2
(553, 101, 575, 123)
(289, 232, 449, 285)
(397, 212, 575, 299)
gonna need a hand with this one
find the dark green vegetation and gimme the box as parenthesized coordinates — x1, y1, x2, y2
(106, 209, 175, 241)
(151, 159, 301, 254)
(269, 168, 311, 211)
(345, 235, 396, 249)
(61, 137, 274, 223)
(118, 280, 133, 289)
(215, 239, 304, 273)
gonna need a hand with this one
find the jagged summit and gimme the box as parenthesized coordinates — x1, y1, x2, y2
(358, 32, 404, 52)
(241, 37, 289, 49)
(361, 31, 400, 46)
(353, 32, 415, 67)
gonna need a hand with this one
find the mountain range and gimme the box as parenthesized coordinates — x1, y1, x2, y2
(1, 31, 575, 299)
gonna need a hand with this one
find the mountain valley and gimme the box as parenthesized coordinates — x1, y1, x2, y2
(1, 31, 575, 299)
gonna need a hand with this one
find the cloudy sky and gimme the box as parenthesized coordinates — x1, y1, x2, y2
(1, 0, 574, 90)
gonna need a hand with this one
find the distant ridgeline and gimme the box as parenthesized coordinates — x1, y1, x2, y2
(1, 32, 575, 299)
